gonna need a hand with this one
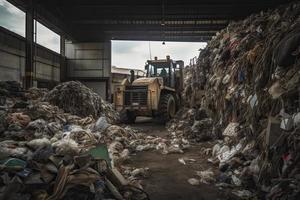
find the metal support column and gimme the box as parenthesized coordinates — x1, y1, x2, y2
(60, 35, 66, 82)
(25, 0, 34, 89)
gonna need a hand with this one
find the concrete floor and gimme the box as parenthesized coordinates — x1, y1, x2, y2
(128, 117, 237, 200)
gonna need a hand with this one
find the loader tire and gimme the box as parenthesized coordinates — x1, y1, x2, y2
(120, 111, 136, 124)
(159, 93, 176, 123)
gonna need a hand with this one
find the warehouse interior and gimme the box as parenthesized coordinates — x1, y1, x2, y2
(0, 0, 299, 199)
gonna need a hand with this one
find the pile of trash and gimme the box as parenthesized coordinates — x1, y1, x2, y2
(167, 107, 219, 142)
(172, 1, 300, 199)
(0, 81, 190, 199)
(44, 81, 119, 123)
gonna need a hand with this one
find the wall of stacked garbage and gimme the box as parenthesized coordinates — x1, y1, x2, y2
(170, 2, 300, 199)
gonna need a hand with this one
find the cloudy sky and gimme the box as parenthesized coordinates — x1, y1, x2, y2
(0, 0, 205, 68)
(112, 40, 206, 69)
(0, 0, 60, 52)
(0, 0, 25, 36)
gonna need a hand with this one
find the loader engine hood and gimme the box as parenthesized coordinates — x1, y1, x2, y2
(132, 77, 163, 86)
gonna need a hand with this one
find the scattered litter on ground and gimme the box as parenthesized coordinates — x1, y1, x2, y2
(178, 158, 186, 165)
(196, 169, 215, 184)
(188, 178, 200, 186)
(178, 157, 196, 165)
(0, 80, 196, 199)
(0, 81, 158, 199)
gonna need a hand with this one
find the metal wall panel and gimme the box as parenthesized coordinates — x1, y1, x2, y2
(66, 42, 111, 78)
(0, 28, 25, 83)
(34, 50, 60, 82)
(0, 50, 24, 82)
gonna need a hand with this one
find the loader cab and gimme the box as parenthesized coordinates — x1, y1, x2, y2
(145, 56, 180, 88)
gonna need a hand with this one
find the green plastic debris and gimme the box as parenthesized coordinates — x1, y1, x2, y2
(88, 144, 111, 167)
(0, 158, 27, 169)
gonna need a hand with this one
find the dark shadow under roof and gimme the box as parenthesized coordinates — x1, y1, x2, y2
(8, 0, 293, 42)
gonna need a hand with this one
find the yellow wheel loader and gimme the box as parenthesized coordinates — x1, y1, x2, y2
(114, 56, 184, 123)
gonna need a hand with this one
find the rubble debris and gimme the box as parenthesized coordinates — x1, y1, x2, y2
(178, 157, 196, 165)
(162, 144, 184, 154)
(0, 81, 24, 98)
(187, 169, 216, 186)
(7, 112, 31, 127)
(167, 108, 216, 142)
(0, 81, 157, 200)
(130, 168, 149, 177)
(190, 118, 214, 141)
(169, 1, 300, 199)
(222, 123, 239, 138)
(94, 116, 111, 132)
(25, 87, 48, 100)
(196, 169, 215, 184)
(188, 178, 200, 186)
(178, 158, 186, 165)
(0, 80, 194, 199)
(232, 190, 253, 199)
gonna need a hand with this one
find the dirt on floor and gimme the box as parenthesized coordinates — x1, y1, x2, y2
(127, 117, 238, 200)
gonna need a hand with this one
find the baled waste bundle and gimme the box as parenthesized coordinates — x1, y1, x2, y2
(44, 81, 119, 123)
(0, 81, 188, 200)
(170, 1, 300, 199)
